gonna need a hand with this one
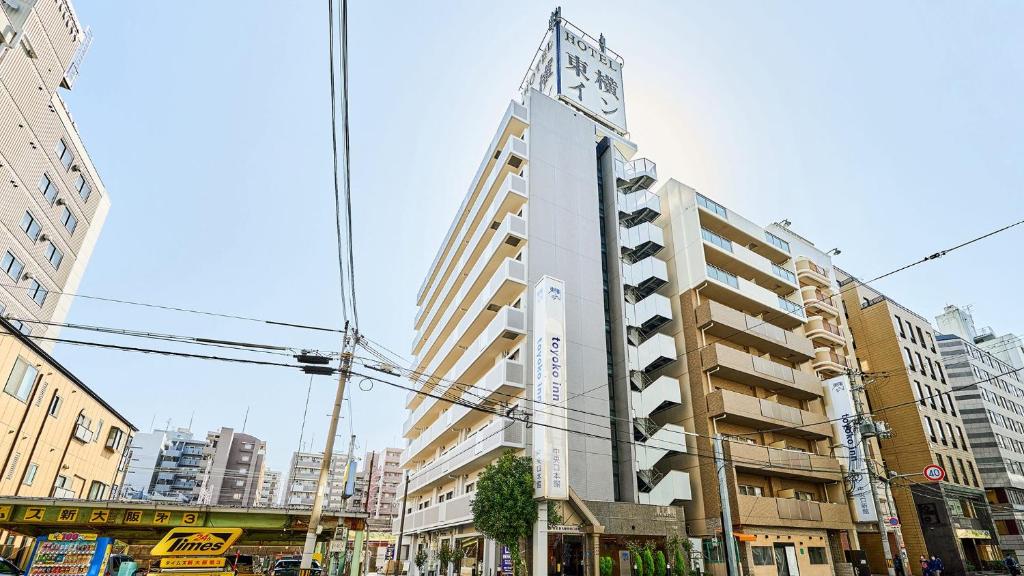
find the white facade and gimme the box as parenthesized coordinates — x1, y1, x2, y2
(257, 469, 281, 507)
(283, 450, 351, 510)
(122, 430, 167, 498)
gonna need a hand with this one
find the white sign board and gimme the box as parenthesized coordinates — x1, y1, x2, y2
(523, 19, 627, 133)
(533, 276, 569, 500)
(823, 375, 878, 523)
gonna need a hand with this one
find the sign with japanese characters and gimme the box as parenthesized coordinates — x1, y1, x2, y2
(823, 375, 878, 523)
(523, 16, 627, 133)
(533, 276, 569, 500)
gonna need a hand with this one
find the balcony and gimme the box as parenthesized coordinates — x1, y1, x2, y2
(623, 258, 668, 303)
(804, 316, 845, 347)
(402, 360, 525, 463)
(637, 470, 691, 506)
(629, 333, 677, 384)
(702, 235, 798, 296)
(626, 293, 673, 346)
(736, 495, 853, 530)
(413, 204, 528, 360)
(406, 418, 526, 495)
(696, 300, 814, 363)
(417, 103, 527, 306)
(729, 442, 843, 482)
(621, 222, 665, 263)
(812, 348, 849, 376)
(701, 343, 822, 400)
(701, 266, 805, 330)
(393, 491, 475, 535)
(706, 389, 833, 439)
(801, 286, 839, 318)
(694, 194, 790, 264)
(631, 376, 682, 419)
(619, 190, 661, 227)
(796, 258, 830, 288)
(412, 256, 527, 402)
(616, 157, 657, 193)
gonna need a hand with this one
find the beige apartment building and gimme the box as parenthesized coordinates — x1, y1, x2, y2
(0, 316, 135, 560)
(656, 181, 860, 576)
(837, 269, 998, 576)
(0, 0, 109, 343)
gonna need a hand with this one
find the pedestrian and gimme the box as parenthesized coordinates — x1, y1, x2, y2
(1006, 554, 1021, 576)
(894, 554, 904, 576)
(928, 556, 943, 576)
(920, 556, 930, 576)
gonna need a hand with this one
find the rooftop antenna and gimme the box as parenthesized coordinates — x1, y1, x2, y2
(599, 33, 607, 54)
(241, 406, 250, 433)
(187, 411, 194, 431)
(149, 414, 156, 433)
(548, 6, 561, 30)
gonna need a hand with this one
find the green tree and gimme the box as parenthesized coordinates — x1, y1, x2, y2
(451, 546, 466, 576)
(642, 548, 655, 576)
(438, 542, 453, 575)
(627, 542, 644, 576)
(654, 551, 666, 576)
(415, 549, 429, 574)
(470, 451, 537, 576)
(600, 557, 614, 576)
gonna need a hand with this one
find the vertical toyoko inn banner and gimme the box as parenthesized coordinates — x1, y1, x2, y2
(533, 276, 569, 500)
(823, 375, 878, 523)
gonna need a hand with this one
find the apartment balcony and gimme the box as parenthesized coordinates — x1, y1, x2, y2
(637, 469, 691, 506)
(413, 206, 528, 361)
(804, 315, 845, 347)
(410, 256, 527, 408)
(795, 258, 831, 288)
(729, 442, 843, 483)
(626, 293, 673, 346)
(694, 194, 790, 265)
(631, 376, 682, 419)
(623, 258, 668, 304)
(701, 342, 822, 400)
(629, 333, 677, 385)
(619, 190, 661, 228)
(812, 348, 849, 377)
(620, 222, 665, 264)
(702, 231, 798, 296)
(736, 495, 853, 530)
(402, 360, 525, 464)
(616, 157, 657, 193)
(696, 300, 814, 363)
(406, 418, 526, 495)
(706, 389, 833, 439)
(633, 421, 687, 470)
(702, 265, 805, 330)
(800, 286, 839, 318)
(393, 491, 475, 535)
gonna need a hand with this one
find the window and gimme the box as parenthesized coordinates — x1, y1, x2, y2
(938, 422, 948, 445)
(938, 391, 947, 413)
(752, 547, 774, 566)
(55, 139, 74, 169)
(904, 347, 915, 370)
(908, 321, 917, 343)
(59, 205, 78, 234)
(958, 427, 968, 449)
(947, 423, 957, 448)
(1, 251, 24, 281)
(27, 279, 47, 307)
(795, 491, 815, 501)
(4, 358, 37, 402)
(73, 414, 94, 442)
(959, 459, 970, 487)
(917, 326, 926, 346)
(38, 173, 57, 203)
(74, 174, 91, 201)
(808, 548, 828, 565)
(915, 381, 926, 406)
(105, 427, 125, 451)
(235, 480, 245, 487)
(968, 462, 980, 487)
(948, 456, 960, 484)
(464, 482, 474, 493)
(738, 485, 763, 496)
(926, 386, 936, 409)
(937, 364, 945, 383)
(924, 417, 936, 442)
(87, 480, 106, 500)
(895, 315, 906, 337)
(20, 211, 41, 240)
(23, 462, 37, 486)
(915, 352, 926, 374)
(44, 242, 63, 270)
(48, 393, 62, 417)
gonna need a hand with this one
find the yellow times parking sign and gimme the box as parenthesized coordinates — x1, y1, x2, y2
(151, 528, 243, 556)
(160, 558, 227, 569)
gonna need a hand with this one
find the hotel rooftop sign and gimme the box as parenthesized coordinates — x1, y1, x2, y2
(521, 8, 627, 134)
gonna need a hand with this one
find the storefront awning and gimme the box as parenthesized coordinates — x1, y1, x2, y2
(733, 532, 757, 542)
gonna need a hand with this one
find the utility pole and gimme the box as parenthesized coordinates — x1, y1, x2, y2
(393, 473, 410, 576)
(850, 370, 896, 576)
(713, 435, 739, 576)
(300, 326, 353, 576)
(362, 451, 376, 576)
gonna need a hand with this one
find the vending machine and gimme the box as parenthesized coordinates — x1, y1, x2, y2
(25, 533, 114, 576)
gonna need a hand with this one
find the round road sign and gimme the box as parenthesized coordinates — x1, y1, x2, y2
(923, 464, 946, 482)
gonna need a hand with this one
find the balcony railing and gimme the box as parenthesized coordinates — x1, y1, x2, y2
(701, 228, 732, 252)
(707, 264, 738, 289)
(764, 231, 791, 254)
(771, 264, 797, 285)
(406, 418, 525, 494)
(696, 193, 727, 218)
(777, 297, 805, 318)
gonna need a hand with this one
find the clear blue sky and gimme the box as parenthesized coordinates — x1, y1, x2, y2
(57, 1, 1024, 476)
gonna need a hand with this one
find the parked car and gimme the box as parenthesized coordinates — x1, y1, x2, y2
(106, 554, 144, 576)
(229, 555, 258, 575)
(268, 558, 321, 576)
